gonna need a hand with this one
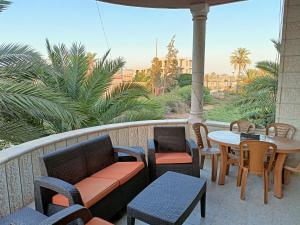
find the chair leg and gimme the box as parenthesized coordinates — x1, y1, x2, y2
(240, 168, 248, 201)
(264, 170, 269, 204)
(200, 155, 205, 169)
(211, 154, 218, 182)
(237, 167, 242, 187)
(226, 164, 230, 175)
(283, 168, 290, 185)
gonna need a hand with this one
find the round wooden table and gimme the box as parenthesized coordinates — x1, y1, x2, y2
(208, 130, 300, 199)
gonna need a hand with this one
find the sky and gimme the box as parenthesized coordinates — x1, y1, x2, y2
(0, 0, 282, 74)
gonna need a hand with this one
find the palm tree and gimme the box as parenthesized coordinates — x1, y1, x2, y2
(238, 41, 279, 126)
(0, 0, 82, 147)
(230, 48, 251, 77)
(0, 44, 81, 147)
(43, 40, 160, 130)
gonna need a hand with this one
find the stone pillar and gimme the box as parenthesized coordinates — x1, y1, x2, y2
(189, 3, 209, 123)
(276, 0, 300, 141)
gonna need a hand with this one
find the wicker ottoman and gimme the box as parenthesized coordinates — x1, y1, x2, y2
(127, 171, 206, 225)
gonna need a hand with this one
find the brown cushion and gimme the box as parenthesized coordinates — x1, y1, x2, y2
(155, 153, 192, 164)
(91, 162, 144, 185)
(52, 177, 118, 208)
(86, 218, 114, 225)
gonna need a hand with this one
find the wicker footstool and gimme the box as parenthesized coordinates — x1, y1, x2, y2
(127, 171, 206, 225)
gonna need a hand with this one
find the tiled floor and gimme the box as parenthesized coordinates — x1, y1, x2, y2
(115, 161, 300, 225)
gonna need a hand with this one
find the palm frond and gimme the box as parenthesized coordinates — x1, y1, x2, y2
(82, 56, 125, 106)
(105, 82, 149, 101)
(0, 0, 11, 12)
(0, 79, 84, 129)
(46, 39, 69, 74)
(98, 50, 125, 76)
(0, 118, 47, 144)
(0, 43, 43, 80)
(65, 43, 88, 99)
(256, 61, 278, 78)
(271, 39, 281, 53)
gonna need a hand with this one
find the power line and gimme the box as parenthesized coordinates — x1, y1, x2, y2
(95, 0, 110, 50)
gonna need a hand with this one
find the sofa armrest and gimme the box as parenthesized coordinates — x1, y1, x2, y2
(147, 139, 157, 181)
(39, 205, 92, 225)
(34, 176, 83, 214)
(186, 139, 200, 177)
(147, 139, 156, 163)
(114, 146, 146, 164)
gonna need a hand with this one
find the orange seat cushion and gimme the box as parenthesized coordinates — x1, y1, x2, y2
(86, 217, 114, 225)
(155, 153, 192, 164)
(52, 177, 118, 208)
(91, 162, 144, 185)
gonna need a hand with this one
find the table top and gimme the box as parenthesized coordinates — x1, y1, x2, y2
(127, 171, 206, 224)
(208, 131, 300, 154)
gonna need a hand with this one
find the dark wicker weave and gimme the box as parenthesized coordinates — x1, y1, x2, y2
(127, 171, 206, 225)
(35, 134, 149, 220)
(147, 127, 200, 180)
(0, 205, 95, 225)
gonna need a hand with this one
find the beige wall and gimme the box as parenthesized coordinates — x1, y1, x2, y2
(276, 0, 300, 140)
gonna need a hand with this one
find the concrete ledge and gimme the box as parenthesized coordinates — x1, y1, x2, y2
(0, 119, 188, 164)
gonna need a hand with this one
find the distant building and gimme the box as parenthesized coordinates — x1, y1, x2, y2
(138, 57, 192, 76)
(112, 68, 135, 86)
(204, 73, 237, 92)
(177, 57, 192, 74)
(158, 57, 192, 74)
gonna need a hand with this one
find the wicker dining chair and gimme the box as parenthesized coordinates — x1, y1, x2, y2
(227, 120, 256, 175)
(266, 123, 296, 139)
(230, 119, 256, 133)
(192, 123, 220, 182)
(237, 140, 277, 204)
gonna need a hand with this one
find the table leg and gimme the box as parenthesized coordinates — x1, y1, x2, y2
(211, 154, 218, 182)
(218, 145, 228, 185)
(200, 192, 206, 218)
(273, 153, 287, 199)
(127, 216, 135, 225)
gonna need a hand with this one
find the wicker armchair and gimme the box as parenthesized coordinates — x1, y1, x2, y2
(147, 126, 199, 180)
(192, 123, 220, 182)
(0, 205, 113, 225)
(266, 123, 296, 139)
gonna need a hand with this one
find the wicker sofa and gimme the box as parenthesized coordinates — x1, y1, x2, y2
(147, 126, 200, 180)
(34, 134, 148, 220)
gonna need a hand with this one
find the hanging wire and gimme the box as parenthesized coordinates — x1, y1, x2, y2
(95, 0, 110, 50)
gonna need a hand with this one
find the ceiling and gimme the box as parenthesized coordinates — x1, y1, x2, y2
(97, 0, 245, 9)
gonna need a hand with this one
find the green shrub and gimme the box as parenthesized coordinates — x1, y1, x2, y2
(170, 85, 212, 105)
(176, 73, 192, 87)
(149, 93, 188, 114)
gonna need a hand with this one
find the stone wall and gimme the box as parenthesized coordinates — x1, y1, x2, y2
(276, 0, 300, 141)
